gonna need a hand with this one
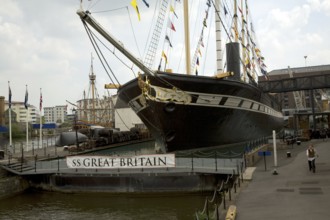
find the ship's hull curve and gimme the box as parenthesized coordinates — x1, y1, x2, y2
(117, 72, 284, 152)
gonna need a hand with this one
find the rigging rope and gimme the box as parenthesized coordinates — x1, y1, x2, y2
(126, 6, 142, 58)
(91, 31, 136, 77)
(82, 21, 118, 86)
(81, 15, 165, 134)
(91, 6, 127, 14)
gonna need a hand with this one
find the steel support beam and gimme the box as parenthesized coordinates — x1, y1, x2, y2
(259, 73, 330, 93)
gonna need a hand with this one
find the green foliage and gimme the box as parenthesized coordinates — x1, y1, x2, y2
(59, 121, 72, 128)
(4, 124, 25, 139)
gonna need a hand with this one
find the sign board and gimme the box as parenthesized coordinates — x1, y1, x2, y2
(66, 154, 175, 169)
(258, 151, 272, 156)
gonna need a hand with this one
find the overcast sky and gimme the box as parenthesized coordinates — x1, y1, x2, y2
(1, 0, 330, 113)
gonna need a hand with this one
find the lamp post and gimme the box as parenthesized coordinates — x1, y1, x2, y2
(72, 108, 79, 151)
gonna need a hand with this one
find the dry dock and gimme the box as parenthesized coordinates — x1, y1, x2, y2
(0, 140, 244, 195)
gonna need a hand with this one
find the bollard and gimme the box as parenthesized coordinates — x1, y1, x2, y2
(35, 155, 37, 172)
(215, 151, 218, 171)
(287, 151, 291, 158)
(57, 156, 60, 172)
(191, 152, 194, 171)
(206, 199, 209, 219)
(228, 184, 232, 201)
(223, 191, 226, 210)
(225, 205, 237, 220)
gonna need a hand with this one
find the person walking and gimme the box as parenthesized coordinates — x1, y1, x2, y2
(306, 144, 318, 173)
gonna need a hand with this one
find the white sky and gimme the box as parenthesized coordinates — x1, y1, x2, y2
(1, 0, 330, 112)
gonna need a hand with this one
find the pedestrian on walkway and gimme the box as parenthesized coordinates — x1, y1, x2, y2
(306, 144, 318, 173)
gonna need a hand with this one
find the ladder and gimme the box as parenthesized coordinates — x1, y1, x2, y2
(144, 0, 169, 69)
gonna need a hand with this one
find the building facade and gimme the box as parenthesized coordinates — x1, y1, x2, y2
(4, 101, 39, 123)
(44, 105, 68, 124)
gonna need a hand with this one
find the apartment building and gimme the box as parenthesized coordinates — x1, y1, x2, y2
(44, 105, 68, 124)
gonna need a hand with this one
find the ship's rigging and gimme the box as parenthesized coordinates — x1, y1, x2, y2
(77, 0, 271, 131)
(79, 0, 268, 86)
(77, 0, 283, 152)
(73, 54, 114, 128)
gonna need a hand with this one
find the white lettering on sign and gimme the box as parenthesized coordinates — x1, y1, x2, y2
(66, 154, 175, 169)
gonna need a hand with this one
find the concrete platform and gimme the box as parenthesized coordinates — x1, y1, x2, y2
(235, 139, 330, 220)
(242, 167, 256, 181)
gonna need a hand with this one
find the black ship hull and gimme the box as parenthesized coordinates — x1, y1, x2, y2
(117, 72, 283, 152)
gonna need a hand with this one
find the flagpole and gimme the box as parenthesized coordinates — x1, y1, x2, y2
(25, 85, 29, 151)
(39, 88, 42, 149)
(26, 107, 29, 151)
(8, 81, 12, 152)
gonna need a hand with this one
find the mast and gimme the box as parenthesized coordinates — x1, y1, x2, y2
(215, 0, 223, 73)
(234, 0, 238, 42)
(241, 0, 246, 81)
(226, 0, 241, 80)
(77, 9, 155, 77)
(83, 90, 87, 121)
(89, 54, 96, 124)
(183, 0, 191, 75)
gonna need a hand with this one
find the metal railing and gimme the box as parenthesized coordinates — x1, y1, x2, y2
(3, 153, 245, 176)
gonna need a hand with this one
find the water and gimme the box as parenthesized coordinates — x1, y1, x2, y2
(0, 190, 207, 220)
(0, 141, 226, 219)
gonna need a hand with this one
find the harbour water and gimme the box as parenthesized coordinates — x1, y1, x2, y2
(0, 190, 207, 220)
(0, 140, 214, 219)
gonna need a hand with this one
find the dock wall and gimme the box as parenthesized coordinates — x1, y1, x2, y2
(244, 145, 268, 167)
(245, 142, 287, 167)
(28, 173, 223, 194)
(0, 168, 30, 200)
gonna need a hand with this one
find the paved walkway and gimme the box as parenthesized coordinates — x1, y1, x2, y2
(235, 139, 330, 220)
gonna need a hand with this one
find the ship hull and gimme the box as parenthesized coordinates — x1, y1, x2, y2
(117, 72, 283, 152)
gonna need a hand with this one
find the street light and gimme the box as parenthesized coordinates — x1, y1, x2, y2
(72, 108, 79, 151)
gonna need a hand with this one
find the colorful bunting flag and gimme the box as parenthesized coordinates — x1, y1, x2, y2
(200, 39, 204, 47)
(165, 35, 173, 47)
(131, 0, 141, 21)
(250, 22, 255, 33)
(167, 20, 176, 31)
(238, 6, 243, 14)
(170, 5, 178, 18)
(162, 51, 168, 64)
(224, 5, 228, 15)
(142, 0, 149, 8)
(203, 18, 207, 27)
(206, 0, 211, 7)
